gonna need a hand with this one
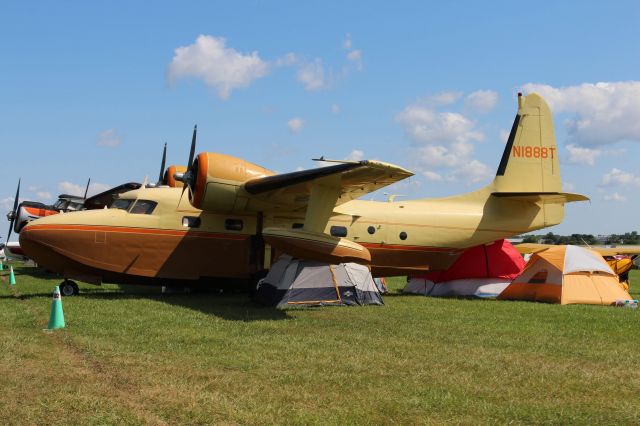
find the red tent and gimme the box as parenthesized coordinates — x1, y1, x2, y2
(405, 240, 525, 298)
(418, 239, 524, 282)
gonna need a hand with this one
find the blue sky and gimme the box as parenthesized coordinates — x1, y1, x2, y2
(2, 1, 639, 240)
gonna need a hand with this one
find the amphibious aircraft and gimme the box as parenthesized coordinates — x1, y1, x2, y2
(20, 93, 589, 295)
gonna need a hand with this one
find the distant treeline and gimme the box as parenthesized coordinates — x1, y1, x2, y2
(522, 232, 639, 245)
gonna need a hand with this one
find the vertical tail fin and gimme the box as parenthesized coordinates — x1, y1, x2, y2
(492, 93, 561, 194)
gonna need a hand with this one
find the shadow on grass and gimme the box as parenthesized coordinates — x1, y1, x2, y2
(83, 290, 291, 322)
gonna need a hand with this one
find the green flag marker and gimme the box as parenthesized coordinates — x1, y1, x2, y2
(47, 286, 65, 330)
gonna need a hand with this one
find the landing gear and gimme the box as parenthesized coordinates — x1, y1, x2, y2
(59, 279, 79, 296)
(248, 270, 268, 299)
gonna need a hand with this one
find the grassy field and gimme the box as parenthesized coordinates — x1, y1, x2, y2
(1, 264, 639, 425)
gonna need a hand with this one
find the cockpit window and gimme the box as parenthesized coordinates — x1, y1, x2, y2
(110, 199, 133, 210)
(68, 201, 83, 211)
(53, 199, 67, 210)
(130, 200, 157, 215)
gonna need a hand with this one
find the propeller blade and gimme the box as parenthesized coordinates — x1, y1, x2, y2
(83, 178, 91, 200)
(187, 125, 197, 171)
(158, 142, 167, 184)
(7, 178, 20, 242)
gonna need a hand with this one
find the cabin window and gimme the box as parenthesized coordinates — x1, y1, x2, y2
(110, 199, 133, 211)
(130, 200, 157, 215)
(225, 219, 243, 231)
(292, 223, 304, 229)
(330, 226, 348, 237)
(367, 226, 376, 235)
(399, 231, 407, 240)
(182, 216, 201, 228)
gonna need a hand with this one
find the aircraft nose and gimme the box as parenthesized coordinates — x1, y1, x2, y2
(19, 223, 49, 256)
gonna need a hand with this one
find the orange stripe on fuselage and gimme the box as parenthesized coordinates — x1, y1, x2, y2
(360, 242, 460, 253)
(24, 224, 250, 240)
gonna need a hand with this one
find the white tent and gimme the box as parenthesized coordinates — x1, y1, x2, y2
(255, 255, 384, 308)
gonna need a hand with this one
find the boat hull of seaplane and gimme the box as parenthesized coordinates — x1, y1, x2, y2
(19, 210, 258, 287)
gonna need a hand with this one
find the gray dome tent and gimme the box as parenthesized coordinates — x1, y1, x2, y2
(255, 255, 384, 308)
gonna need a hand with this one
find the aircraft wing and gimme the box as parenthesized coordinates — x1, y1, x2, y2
(514, 243, 554, 254)
(516, 243, 640, 256)
(243, 160, 413, 208)
(244, 160, 413, 233)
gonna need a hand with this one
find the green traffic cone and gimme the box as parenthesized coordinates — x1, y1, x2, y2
(47, 286, 65, 330)
(9, 266, 16, 285)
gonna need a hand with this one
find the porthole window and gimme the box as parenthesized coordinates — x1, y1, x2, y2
(225, 219, 243, 231)
(399, 231, 407, 240)
(367, 226, 376, 235)
(330, 226, 348, 237)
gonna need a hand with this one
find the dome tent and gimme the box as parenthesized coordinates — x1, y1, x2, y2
(255, 255, 384, 308)
(498, 245, 632, 305)
(404, 239, 525, 298)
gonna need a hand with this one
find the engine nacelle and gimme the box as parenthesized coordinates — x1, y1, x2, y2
(191, 153, 274, 211)
(164, 165, 186, 187)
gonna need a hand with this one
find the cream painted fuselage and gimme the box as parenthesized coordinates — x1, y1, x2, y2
(20, 182, 557, 285)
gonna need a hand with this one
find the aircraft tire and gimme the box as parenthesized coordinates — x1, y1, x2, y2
(248, 270, 268, 299)
(60, 280, 79, 296)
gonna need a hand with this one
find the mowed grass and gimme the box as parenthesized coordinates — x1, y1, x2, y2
(1, 264, 639, 425)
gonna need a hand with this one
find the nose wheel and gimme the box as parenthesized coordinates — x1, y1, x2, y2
(59, 279, 79, 296)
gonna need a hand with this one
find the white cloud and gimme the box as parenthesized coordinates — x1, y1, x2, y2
(341, 33, 363, 71)
(36, 192, 52, 200)
(522, 81, 640, 146)
(275, 52, 297, 67)
(464, 90, 498, 113)
(58, 181, 112, 197)
(566, 144, 601, 166)
(396, 97, 492, 185)
(331, 104, 340, 114)
(97, 129, 122, 147)
(345, 149, 364, 161)
(1, 197, 15, 212)
(448, 160, 493, 183)
(420, 91, 463, 107)
(297, 59, 327, 91)
(395, 105, 484, 148)
(287, 117, 304, 133)
(562, 182, 576, 192)
(601, 168, 640, 187)
(167, 35, 269, 100)
(499, 129, 510, 143)
(604, 192, 627, 202)
(423, 171, 443, 182)
(346, 49, 363, 71)
(342, 33, 353, 50)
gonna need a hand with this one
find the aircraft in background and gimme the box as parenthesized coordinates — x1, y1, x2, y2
(20, 93, 589, 296)
(4, 143, 183, 243)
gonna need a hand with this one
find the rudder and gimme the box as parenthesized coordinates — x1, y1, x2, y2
(492, 93, 561, 194)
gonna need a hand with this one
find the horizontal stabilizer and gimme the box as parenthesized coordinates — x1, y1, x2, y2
(491, 192, 589, 204)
